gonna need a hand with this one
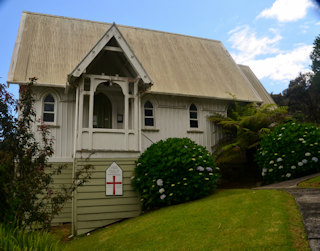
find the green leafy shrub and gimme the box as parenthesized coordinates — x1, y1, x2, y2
(132, 138, 220, 210)
(0, 223, 61, 250)
(255, 122, 320, 184)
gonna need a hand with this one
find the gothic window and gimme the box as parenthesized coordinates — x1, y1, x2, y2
(43, 94, 55, 123)
(144, 101, 154, 127)
(189, 104, 198, 128)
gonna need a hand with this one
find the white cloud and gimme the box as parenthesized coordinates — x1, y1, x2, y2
(246, 45, 313, 82)
(228, 25, 282, 62)
(227, 25, 313, 87)
(257, 0, 313, 22)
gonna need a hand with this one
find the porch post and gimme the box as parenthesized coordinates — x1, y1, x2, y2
(124, 81, 129, 150)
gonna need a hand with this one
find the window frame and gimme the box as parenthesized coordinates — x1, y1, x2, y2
(189, 103, 198, 129)
(143, 100, 155, 128)
(42, 93, 56, 125)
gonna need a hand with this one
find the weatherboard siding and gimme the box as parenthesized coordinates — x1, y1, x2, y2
(50, 163, 73, 225)
(74, 158, 141, 235)
(141, 94, 227, 152)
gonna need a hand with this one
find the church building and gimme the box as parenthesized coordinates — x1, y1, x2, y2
(7, 12, 274, 235)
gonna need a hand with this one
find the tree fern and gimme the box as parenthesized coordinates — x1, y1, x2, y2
(210, 100, 289, 164)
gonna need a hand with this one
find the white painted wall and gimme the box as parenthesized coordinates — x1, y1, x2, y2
(140, 94, 227, 152)
(31, 87, 227, 161)
(32, 86, 75, 162)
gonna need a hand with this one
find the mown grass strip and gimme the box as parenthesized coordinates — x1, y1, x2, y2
(298, 176, 320, 189)
(64, 189, 309, 250)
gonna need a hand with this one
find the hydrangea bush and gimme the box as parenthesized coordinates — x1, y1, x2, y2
(131, 138, 220, 210)
(255, 122, 320, 184)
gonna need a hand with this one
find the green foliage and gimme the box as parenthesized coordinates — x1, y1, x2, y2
(272, 34, 320, 123)
(209, 101, 289, 164)
(255, 122, 320, 184)
(0, 79, 93, 229)
(131, 138, 220, 210)
(271, 73, 320, 123)
(0, 223, 61, 250)
(310, 34, 320, 89)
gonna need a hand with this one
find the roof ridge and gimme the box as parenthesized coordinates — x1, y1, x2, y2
(22, 11, 222, 44)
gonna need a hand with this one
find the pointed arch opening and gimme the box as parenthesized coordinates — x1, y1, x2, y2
(43, 94, 55, 123)
(93, 82, 124, 129)
(189, 104, 198, 128)
(93, 93, 112, 128)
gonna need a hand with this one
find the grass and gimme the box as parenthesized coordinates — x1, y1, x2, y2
(63, 189, 309, 250)
(298, 176, 320, 189)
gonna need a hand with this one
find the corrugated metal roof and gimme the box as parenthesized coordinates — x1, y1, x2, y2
(8, 11, 264, 102)
(238, 64, 275, 105)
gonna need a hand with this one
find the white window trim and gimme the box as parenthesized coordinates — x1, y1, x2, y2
(143, 100, 156, 128)
(189, 103, 199, 129)
(42, 93, 57, 126)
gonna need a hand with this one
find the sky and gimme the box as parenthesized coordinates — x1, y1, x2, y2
(0, 0, 319, 99)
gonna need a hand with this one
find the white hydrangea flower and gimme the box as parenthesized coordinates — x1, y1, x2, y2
(216, 167, 220, 170)
(312, 157, 318, 162)
(305, 152, 311, 156)
(291, 166, 296, 169)
(277, 158, 283, 162)
(269, 160, 274, 164)
(286, 173, 291, 178)
(137, 163, 142, 166)
(156, 179, 163, 186)
(298, 162, 303, 166)
(160, 194, 166, 200)
(279, 166, 283, 169)
(299, 138, 304, 141)
(197, 166, 204, 171)
(206, 167, 213, 172)
(159, 188, 165, 194)
(261, 172, 265, 176)
(278, 134, 282, 137)
(302, 159, 308, 164)
(262, 168, 267, 172)
(302, 141, 306, 144)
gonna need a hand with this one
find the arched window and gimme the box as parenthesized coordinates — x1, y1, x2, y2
(43, 94, 55, 123)
(144, 101, 154, 127)
(189, 104, 198, 128)
(93, 93, 112, 128)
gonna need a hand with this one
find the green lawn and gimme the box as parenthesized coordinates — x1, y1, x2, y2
(63, 189, 308, 250)
(298, 176, 320, 189)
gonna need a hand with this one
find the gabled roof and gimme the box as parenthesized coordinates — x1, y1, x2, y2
(8, 11, 267, 102)
(68, 23, 152, 85)
(238, 64, 275, 105)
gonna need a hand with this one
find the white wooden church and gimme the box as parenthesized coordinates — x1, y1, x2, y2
(7, 12, 274, 235)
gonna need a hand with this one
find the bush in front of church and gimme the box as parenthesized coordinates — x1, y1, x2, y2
(131, 138, 220, 210)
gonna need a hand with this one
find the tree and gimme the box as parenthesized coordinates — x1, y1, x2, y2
(310, 34, 320, 90)
(272, 34, 320, 123)
(0, 78, 92, 229)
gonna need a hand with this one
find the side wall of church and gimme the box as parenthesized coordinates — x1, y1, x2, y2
(141, 94, 228, 153)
